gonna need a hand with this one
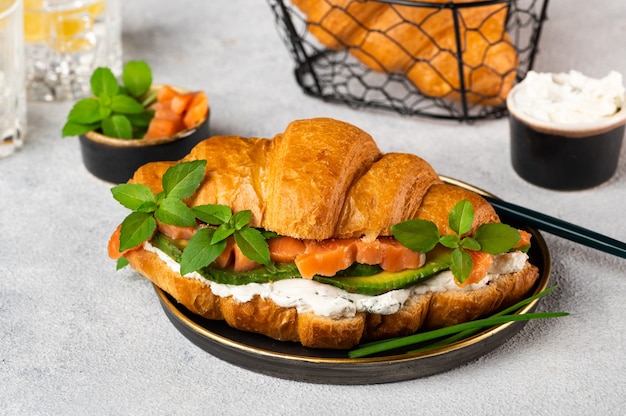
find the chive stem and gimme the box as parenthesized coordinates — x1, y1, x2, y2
(349, 311, 568, 358)
(407, 286, 558, 353)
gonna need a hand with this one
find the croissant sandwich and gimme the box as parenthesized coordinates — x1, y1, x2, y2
(291, 0, 519, 105)
(108, 117, 539, 349)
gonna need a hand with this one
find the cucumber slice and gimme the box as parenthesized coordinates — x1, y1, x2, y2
(312, 246, 452, 295)
(201, 262, 301, 285)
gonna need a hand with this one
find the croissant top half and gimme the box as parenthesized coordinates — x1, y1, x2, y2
(130, 117, 499, 240)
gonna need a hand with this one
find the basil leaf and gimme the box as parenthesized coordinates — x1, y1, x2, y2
(211, 223, 235, 244)
(111, 94, 145, 115)
(119, 212, 156, 251)
(65, 62, 158, 142)
(90, 67, 119, 98)
(449, 200, 474, 236)
(262, 230, 280, 239)
(192, 204, 231, 225)
(111, 183, 157, 211)
(460, 237, 481, 251)
(231, 210, 252, 230)
(155, 191, 166, 205)
(391, 219, 440, 253)
(122, 60, 152, 98)
(102, 114, 133, 139)
(180, 228, 227, 276)
(136, 201, 158, 213)
(474, 223, 521, 254)
(450, 248, 473, 283)
(234, 227, 271, 266)
(99, 104, 112, 120)
(116, 257, 129, 270)
(155, 197, 197, 226)
(67, 98, 103, 124)
(61, 121, 99, 137)
(162, 160, 207, 199)
(439, 235, 460, 249)
(126, 110, 155, 127)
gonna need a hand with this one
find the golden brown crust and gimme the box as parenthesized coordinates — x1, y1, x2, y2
(126, 246, 539, 349)
(335, 153, 442, 241)
(220, 295, 300, 343)
(125, 248, 224, 320)
(363, 291, 432, 342)
(182, 136, 273, 227)
(129, 119, 495, 240)
(264, 118, 382, 239)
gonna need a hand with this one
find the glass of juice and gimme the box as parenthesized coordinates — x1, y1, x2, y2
(23, 0, 122, 101)
(0, 0, 27, 157)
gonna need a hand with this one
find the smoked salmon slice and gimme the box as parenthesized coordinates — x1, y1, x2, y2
(515, 230, 532, 248)
(295, 239, 359, 279)
(268, 237, 306, 263)
(294, 237, 424, 279)
(355, 237, 424, 272)
(457, 250, 494, 287)
(213, 237, 261, 272)
(157, 221, 196, 240)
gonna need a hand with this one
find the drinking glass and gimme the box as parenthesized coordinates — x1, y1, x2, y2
(0, 0, 26, 157)
(23, 0, 122, 101)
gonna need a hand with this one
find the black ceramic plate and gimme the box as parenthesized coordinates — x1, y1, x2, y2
(154, 177, 551, 384)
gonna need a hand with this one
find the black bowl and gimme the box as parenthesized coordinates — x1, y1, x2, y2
(79, 111, 210, 184)
(507, 85, 626, 191)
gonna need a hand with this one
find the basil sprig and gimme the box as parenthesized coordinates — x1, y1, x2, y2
(180, 206, 271, 276)
(391, 200, 522, 283)
(111, 160, 272, 273)
(62, 60, 155, 139)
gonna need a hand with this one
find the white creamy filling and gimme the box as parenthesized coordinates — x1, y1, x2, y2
(144, 242, 528, 319)
(512, 70, 625, 123)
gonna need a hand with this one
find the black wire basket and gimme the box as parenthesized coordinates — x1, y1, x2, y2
(268, 0, 549, 121)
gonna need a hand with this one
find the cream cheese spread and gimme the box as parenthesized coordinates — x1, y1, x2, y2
(512, 70, 625, 123)
(143, 242, 528, 319)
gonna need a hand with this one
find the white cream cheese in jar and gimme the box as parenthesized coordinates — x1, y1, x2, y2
(512, 70, 625, 123)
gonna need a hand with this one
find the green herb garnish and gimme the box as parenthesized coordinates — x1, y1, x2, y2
(349, 286, 568, 358)
(63, 60, 155, 139)
(111, 160, 206, 253)
(111, 160, 272, 274)
(180, 206, 271, 276)
(405, 285, 559, 354)
(391, 200, 522, 283)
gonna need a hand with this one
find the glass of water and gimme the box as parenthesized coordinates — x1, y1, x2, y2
(0, 0, 26, 157)
(24, 0, 122, 102)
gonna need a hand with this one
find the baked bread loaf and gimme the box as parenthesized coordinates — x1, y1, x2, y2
(291, 0, 519, 105)
(115, 117, 539, 349)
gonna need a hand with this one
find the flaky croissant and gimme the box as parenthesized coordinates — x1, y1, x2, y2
(119, 118, 538, 349)
(291, 0, 519, 105)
